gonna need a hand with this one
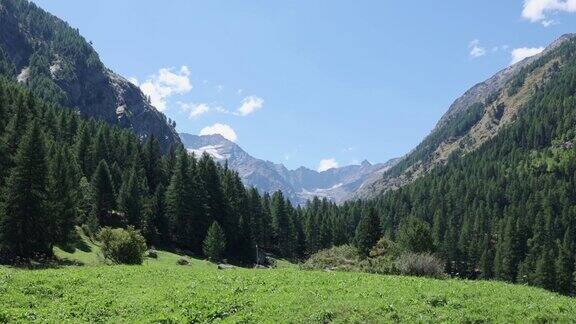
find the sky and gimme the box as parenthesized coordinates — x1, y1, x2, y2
(32, 0, 576, 171)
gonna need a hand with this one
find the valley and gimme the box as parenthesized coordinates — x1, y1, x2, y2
(0, 0, 576, 322)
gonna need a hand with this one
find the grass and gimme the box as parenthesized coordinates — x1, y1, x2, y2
(1, 235, 575, 323)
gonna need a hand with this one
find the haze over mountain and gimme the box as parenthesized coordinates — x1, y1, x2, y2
(180, 133, 398, 205)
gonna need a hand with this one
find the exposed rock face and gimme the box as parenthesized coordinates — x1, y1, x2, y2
(352, 34, 576, 200)
(180, 133, 399, 205)
(0, 0, 180, 150)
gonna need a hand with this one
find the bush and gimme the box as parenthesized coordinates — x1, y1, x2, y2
(302, 245, 361, 272)
(98, 227, 147, 265)
(395, 253, 446, 278)
(359, 256, 398, 275)
(369, 238, 401, 258)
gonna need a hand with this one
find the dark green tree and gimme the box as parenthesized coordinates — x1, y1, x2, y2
(397, 217, 434, 253)
(203, 221, 226, 262)
(0, 121, 51, 258)
(354, 208, 381, 257)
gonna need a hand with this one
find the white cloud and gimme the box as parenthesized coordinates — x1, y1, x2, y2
(469, 39, 486, 58)
(139, 66, 192, 111)
(317, 158, 339, 172)
(237, 96, 264, 116)
(180, 103, 210, 119)
(522, 0, 576, 26)
(215, 106, 230, 114)
(510, 47, 545, 65)
(199, 123, 238, 142)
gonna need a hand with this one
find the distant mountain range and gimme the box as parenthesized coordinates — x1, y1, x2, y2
(180, 133, 399, 205)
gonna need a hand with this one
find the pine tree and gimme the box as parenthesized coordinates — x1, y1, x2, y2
(535, 247, 557, 291)
(117, 166, 143, 228)
(91, 160, 118, 227)
(354, 207, 381, 257)
(143, 134, 162, 193)
(0, 121, 51, 258)
(144, 184, 169, 245)
(397, 217, 434, 253)
(236, 214, 255, 263)
(556, 230, 575, 295)
(165, 149, 195, 248)
(75, 123, 92, 176)
(47, 146, 78, 245)
(271, 191, 293, 257)
(203, 221, 226, 262)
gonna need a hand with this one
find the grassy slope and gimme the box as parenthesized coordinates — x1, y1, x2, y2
(0, 237, 575, 323)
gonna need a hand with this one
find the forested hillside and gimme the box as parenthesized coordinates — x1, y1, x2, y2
(0, 0, 180, 150)
(0, 77, 318, 264)
(353, 34, 576, 200)
(307, 36, 576, 295)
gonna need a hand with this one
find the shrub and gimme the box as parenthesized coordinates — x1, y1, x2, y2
(359, 256, 398, 275)
(98, 227, 147, 265)
(395, 253, 446, 278)
(302, 245, 361, 272)
(369, 238, 401, 258)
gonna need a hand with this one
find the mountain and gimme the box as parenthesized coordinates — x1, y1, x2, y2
(180, 133, 399, 205)
(0, 0, 180, 150)
(352, 33, 576, 200)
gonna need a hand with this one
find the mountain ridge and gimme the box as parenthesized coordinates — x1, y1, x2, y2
(180, 133, 399, 205)
(0, 0, 180, 150)
(352, 33, 576, 200)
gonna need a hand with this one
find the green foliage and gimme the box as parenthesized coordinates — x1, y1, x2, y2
(397, 217, 435, 253)
(91, 160, 118, 227)
(203, 222, 226, 262)
(354, 208, 381, 257)
(395, 253, 446, 279)
(302, 245, 361, 272)
(98, 227, 147, 265)
(0, 121, 51, 259)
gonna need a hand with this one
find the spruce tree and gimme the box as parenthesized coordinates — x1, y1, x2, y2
(397, 216, 434, 253)
(535, 247, 557, 291)
(556, 230, 575, 295)
(47, 146, 78, 245)
(165, 149, 195, 248)
(91, 160, 118, 227)
(0, 121, 51, 258)
(143, 134, 162, 193)
(271, 191, 293, 257)
(117, 166, 143, 228)
(354, 207, 381, 257)
(203, 221, 226, 262)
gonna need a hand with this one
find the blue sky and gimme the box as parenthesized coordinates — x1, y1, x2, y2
(33, 0, 576, 171)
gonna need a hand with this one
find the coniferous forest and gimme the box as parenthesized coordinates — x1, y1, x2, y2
(3, 37, 576, 295)
(1, 3, 576, 319)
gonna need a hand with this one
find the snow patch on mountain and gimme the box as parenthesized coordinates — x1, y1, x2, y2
(180, 133, 399, 205)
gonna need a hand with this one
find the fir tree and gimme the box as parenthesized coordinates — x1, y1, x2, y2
(203, 221, 226, 262)
(91, 160, 118, 227)
(47, 146, 78, 245)
(354, 208, 381, 257)
(117, 166, 143, 228)
(0, 121, 51, 258)
(397, 217, 434, 253)
(556, 230, 575, 295)
(271, 191, 293, 257)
